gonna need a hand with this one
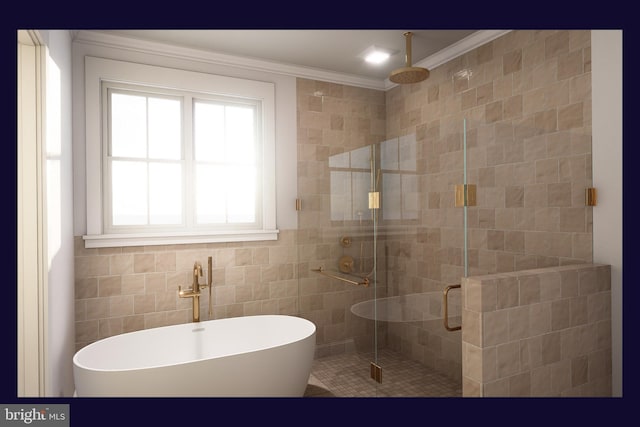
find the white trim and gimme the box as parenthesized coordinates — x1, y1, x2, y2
(17, 30, 47, 397)
(420, 29, 511, 70)
(591, 29, 623, 397)
(84, 56, 278, 247)
(83, 230, 279, 248)
(73, 30, 386, 91)
(72, 30, 508, 91)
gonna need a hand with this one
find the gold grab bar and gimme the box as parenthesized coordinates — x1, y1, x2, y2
(443, 284, 461, 331)
(311, 267, 370, 287)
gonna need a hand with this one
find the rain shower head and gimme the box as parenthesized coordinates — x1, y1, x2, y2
(389, 32, 429, 84)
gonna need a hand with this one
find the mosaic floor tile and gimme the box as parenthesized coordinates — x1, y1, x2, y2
(304, 348, 462, 397)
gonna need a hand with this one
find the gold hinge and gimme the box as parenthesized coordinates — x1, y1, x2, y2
(585, 188, 597, 206)
(455, 184, 477, 207)
(295, 198, 302, 211)
(370, 362, 382, 383)
(368, 192, 380, 209)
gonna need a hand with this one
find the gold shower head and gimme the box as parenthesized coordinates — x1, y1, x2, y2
(389, 32, 429, 84)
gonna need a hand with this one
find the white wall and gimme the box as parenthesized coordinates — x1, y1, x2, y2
(71, 32, 298, 237)
(39, 30, 76, 396)
(591, 30, 623, 397)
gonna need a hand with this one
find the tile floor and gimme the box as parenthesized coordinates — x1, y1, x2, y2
(304, 348, 462, 397)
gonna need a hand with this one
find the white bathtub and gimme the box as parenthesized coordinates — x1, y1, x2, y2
(73, 315, 316, 397)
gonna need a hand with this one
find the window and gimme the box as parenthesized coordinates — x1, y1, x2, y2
(104, 85, 262, 231)
(83, 57, 277, 248)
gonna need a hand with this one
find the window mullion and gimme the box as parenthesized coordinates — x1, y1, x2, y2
(103, 86, 112, 232)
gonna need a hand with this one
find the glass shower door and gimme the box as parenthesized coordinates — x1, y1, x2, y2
(297, 143, 381, 397)
(299, 123, 467, 397)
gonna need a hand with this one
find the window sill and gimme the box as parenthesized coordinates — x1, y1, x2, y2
(82, 230, 280, 248)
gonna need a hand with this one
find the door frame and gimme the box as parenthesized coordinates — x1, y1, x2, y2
(17, 29, 48, 397)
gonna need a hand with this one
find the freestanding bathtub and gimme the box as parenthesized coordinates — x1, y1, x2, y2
(73, 315, 316, 397)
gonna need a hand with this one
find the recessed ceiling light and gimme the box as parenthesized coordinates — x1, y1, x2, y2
(359, 45, 396, 66)
(365, 50, 390, 64)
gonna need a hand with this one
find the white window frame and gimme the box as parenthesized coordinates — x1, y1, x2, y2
(83, 56, 278, 248)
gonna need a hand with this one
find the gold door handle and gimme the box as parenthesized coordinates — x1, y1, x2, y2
(443, 284, 461, 331)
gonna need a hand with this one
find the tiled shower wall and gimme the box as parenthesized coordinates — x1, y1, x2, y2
(461, 263, 611, 396)
(386, 30, 593, 272)
(296, 78, 387, 356)
(382, 30, 593, 381)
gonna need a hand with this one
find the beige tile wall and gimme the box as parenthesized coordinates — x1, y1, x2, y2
(74, 231, 298, 350)
(461, 263, 611, 396)
(296, 78, 387, 356)
(386, 30, 592, 272)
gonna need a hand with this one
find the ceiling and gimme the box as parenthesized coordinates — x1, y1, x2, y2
(86, 29, 484, 84)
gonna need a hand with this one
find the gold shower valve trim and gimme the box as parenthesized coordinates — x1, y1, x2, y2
(338, 255, 355, 274)
(455, 184, 477, 207)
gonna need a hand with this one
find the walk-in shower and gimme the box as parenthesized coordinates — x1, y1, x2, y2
(296, 29, 595, 396)
(297, 120, 469, 397)
(298, 118, 595, 397)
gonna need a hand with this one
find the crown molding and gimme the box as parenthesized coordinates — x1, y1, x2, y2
(72, 30, 386, 90)
(73, 29, 510, 91)
(18, 29, 44, 46)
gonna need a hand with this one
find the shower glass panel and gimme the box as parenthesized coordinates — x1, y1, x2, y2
(299, 123, 468, 397)
(298, 143, 381, 396)
(299, 105, 594, 397)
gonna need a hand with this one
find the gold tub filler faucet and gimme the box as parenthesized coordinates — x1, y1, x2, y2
(178, 256, 213, 322)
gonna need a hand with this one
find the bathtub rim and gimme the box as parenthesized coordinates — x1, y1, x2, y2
(73, 314, 316, 373)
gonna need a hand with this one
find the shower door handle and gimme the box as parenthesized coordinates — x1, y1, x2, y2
(443, 284, 461, 331)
